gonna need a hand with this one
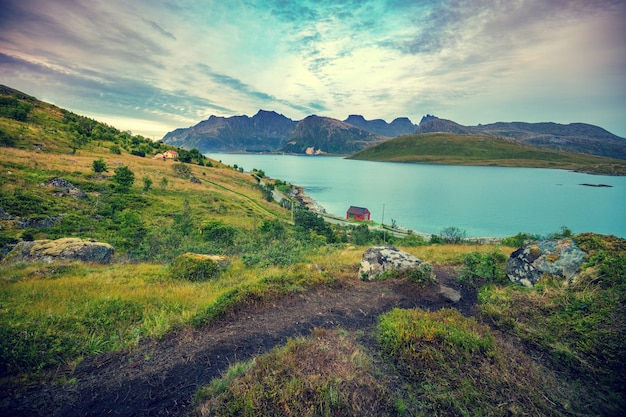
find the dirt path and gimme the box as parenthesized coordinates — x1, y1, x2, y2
(1, 267, 471, 417)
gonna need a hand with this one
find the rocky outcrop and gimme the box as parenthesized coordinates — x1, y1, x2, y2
(48, 177, 87, 199)
(17, 216, 62, 229)
(359, 245, 461, 302)
(506, 238, 588, 287)
(2, 238, 114, 265)
(0, 207, 14, 220)
(359, 245, 426, 281)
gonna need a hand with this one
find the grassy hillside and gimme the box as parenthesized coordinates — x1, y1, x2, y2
(349, 132, 626, 175)
(1, 86, 625, 416)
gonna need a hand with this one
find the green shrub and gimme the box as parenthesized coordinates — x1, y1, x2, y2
(406, 263, 437, 286)
(172, 163, 192, 178)
(458, 250, 508, 285)
(201, 220, 236, 246)
(112, 166, 135, 192)
(438, 226, 466, 243)
(170, 253, 228, 282)
(92, 157, 108, 173)
(501, 232, 535, 247)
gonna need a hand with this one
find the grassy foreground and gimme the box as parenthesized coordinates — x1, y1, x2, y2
(194, 235, 625, 416)
(1, 86, 625, 416)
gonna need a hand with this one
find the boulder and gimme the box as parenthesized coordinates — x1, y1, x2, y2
(2, 238, 114, 265)
(359, 245, 426, 281)
(506, 238, 588, 287)
(48, 177, 87, 199)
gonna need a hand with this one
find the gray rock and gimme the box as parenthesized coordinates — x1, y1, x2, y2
(506, 238, 588, 287)
(438, 285, 462, 303)
(359, 245, 425, 281)
(2, 238, 114, 265)
(0, 207, 14, 220)
(48, 177, 87, 199)
(17, 215, 62, 229)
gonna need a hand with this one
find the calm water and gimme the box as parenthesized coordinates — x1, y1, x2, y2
(207, 154, 626, 238)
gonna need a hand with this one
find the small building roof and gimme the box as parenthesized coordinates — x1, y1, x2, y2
(347, 206, 370, 214)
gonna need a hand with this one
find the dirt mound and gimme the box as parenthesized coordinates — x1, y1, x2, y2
(1, 266, 470, 416)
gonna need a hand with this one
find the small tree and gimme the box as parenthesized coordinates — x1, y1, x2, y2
(92, 158, 108, 174)
(160, 177, 168, 191)
(172, 163, 192, 178)
(112, 166, 135, 192)
(439, 226, 466, 244)
(142, 176, 153, 191)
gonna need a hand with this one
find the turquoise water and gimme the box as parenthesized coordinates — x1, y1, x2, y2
(207, 154, 626, 238)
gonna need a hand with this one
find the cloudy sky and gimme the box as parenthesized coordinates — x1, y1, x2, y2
(1, 0, 625, 138)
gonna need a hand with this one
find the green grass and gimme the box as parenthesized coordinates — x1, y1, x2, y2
(194, 328, 390, 416)
(377, 308, 594, 416)
(0, 259, 333, 376)
(477, 233, 626, 413)
(349, 132, 626, 175)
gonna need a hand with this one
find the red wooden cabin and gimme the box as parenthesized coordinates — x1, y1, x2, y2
(346, 206, 371, 221)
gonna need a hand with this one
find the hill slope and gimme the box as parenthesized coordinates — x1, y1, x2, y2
(416, 117, 626, 160)
(349, 132, 626, 175)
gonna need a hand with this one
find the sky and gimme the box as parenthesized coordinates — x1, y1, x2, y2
(1, 0, 625, 139)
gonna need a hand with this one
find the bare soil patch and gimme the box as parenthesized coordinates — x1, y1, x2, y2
(1, 266, 471, 416)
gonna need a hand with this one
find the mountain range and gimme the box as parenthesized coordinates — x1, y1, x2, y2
(162, 112, 626, 160)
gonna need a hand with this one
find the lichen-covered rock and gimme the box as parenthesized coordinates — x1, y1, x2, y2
(506, 238, 588, 287)
(171, 253, 230, 281)
(48, 177, 87, 199)
(2, 238, 114, 264)
(359, 245, 426, 281)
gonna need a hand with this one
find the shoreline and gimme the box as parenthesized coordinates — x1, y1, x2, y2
(290, 185, 503, 244)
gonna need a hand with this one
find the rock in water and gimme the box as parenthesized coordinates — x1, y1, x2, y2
(506, 238, 587, 287)
(359, 245, 425, 281)
(2, 238, 114, 264)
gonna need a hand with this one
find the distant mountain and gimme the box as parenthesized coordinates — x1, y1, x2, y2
(281, 115, 385, 154)
(415, 116, 626, 160)
(343, 115, 416, 137)
(162, 110, 297, 152)
(162, 109, 626, 159)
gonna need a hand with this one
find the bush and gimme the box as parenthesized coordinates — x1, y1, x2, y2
(406, 263, 437, 286)
(501, 232, 535, 247)
(112, 166, 135, 192)
(439, 226, 466, 243)
(92, 158, 108, 173)
(172, 163, 192, 178)
(458, 250, 507, 285)
(142, 177, 152, 191)
(170, 253, 228, 282)
(201, 220, 236, 246)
